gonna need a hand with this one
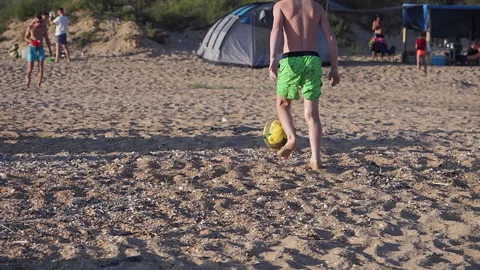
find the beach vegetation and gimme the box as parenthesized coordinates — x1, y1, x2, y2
(191, 82, 209, 89)
(1, 0, 479, 42)
(75, 30, 98, 48)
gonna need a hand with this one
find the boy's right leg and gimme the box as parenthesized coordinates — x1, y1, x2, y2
(26, 62, 34, 88)
(55, 43, 61, 63)
(304, 99, 322, 170)
(277, 96, 297, 159)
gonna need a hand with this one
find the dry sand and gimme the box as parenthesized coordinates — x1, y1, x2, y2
(0, 44, 479, 270)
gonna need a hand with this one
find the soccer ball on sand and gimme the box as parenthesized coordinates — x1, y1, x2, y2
(263, 120, 287, 149)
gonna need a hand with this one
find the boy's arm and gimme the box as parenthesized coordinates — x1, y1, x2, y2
(24, 27, 31, 43)
(269, 3, 284, 81)
(50, 16, 59, 25)
(319, 8, 340, 86)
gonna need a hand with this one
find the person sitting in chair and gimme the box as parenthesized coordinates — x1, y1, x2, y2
(370, 36, 395, 60)
(466, 39, 480, 63)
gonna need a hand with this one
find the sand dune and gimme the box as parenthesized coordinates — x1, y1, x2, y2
(0, 51, 479, 269)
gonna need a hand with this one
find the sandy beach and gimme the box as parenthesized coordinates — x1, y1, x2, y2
(0, 48, 479, 269)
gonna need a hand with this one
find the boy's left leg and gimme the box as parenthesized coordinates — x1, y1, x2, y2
(37, 60, 44, 88)
(304, 99, 322, 170)
(63, 44, 71, 62)
(301, 55, 323, 170)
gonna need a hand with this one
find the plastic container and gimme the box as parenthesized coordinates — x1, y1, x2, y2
(431, 55, 446, 66)
(21, 48, 28, 59)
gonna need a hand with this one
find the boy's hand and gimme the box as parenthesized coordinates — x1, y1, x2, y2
(269, 64, 278, 82)
(328, 69, 340, 87)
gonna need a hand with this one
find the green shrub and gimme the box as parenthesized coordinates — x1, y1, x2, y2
(145, 21, 167, 44)
(148, 0, 270, 31)
(75, 30, 98, 47)
(72, 0, 116, 12)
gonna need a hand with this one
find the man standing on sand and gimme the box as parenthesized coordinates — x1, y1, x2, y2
(49, 7, 71, 62)
(269, 0, 340, 170)
(25, 15, 53, 88)
(466, 39, 480, 63)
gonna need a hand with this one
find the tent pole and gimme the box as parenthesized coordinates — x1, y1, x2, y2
(402, 27, 407, 63)
(426, 8, 432, 65)
(469, 11, 474, 42)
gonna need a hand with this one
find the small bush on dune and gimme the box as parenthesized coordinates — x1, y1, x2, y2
(73, 0, 116, 12)
(148, 0, 270, 31)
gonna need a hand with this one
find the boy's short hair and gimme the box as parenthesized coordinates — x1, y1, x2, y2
(42, 11, 48, 16)
(58, 7, 64, 13)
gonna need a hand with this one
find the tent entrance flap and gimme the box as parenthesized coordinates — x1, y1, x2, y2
(402, 4, 480, 39)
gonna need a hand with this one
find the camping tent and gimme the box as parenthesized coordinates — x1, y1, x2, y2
(402, 4, 480, 39)
(197, 2, 330, 68)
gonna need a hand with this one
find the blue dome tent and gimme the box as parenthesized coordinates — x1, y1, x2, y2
(197, 2, 331, 68)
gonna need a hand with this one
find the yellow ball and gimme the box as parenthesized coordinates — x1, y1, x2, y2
(263, 119, 287, 149)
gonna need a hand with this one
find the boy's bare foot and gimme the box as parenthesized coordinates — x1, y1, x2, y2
(309, 159, 321, 170)
(26, 77, 30, 88)
(277, 140, 297, 159)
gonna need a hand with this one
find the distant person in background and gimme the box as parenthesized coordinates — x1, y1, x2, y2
(372, 14, 387, 38)
(41, 12, 49, 27)
(466, 39, 480, 63)
(25, 15, 52, 88)
(49, 7, 71, 62)
(415, 32, 427, 75)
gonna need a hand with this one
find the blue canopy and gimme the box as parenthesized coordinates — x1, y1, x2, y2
(403, 4, 480, 38)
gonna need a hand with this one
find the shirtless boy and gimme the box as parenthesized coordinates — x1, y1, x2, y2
(269, 0, 340, 170)
(25, 15, 52, 88)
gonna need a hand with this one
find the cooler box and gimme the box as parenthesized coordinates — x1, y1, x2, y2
(431, 55, 446, 66)
(21, 48, 28, 60)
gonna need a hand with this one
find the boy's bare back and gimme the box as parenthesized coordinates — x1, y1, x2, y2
(276, 0, 323, 53)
